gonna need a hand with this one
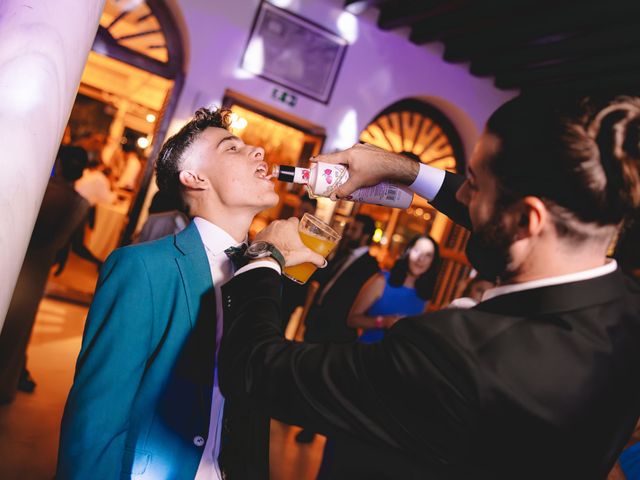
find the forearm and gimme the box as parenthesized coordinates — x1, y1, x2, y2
(220, 269, 404, 444)
(220, 268, 476, 460)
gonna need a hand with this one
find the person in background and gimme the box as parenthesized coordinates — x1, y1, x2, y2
(0, 146, 90, 403)
(134, 190, 190, 244)
(310, 234, 441, 479)
(447, 274, 495, 309)
(74, 131, 106, 166)
(294, 214, 379, 445)
(116, 142, 142, 190)
(302, 214, 379, 344)
(348, 234, 441, 344)
(75, 156, 116, 207)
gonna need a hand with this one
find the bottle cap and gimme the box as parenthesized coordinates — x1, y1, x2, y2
(272, 164, 296, 183)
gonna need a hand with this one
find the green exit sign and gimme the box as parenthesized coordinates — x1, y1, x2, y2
(272, 88, 297, 107)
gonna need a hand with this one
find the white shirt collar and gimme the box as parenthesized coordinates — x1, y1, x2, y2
(481, 259, 618, 302)
(193, 216, 246, 256)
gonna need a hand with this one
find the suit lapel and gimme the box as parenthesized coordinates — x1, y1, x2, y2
(173, 222, 217, 412)
(174, 223, 214, 329)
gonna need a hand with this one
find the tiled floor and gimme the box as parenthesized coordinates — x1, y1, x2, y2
(0, 255, 324, 479)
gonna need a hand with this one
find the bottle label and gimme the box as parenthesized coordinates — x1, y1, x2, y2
(306, 161, 413, 208)
(347, 183, 414, 209)
(294, 168, 311, 184)
(312, 164, 348, 196)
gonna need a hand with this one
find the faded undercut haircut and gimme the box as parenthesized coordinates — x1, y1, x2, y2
(155, 107, 232, 203)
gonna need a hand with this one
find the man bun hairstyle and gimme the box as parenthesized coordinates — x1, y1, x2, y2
(486, 95, 640, 239)
(155, 107, 232, 200)
(586, 98, 640, 222)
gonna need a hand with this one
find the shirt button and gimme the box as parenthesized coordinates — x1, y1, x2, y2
(193, 435, 205, 447)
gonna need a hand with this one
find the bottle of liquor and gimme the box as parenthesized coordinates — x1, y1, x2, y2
(271, 161, 413, 209)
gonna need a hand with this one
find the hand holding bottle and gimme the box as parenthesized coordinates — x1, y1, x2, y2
(272, 143, 416, 209)
(313, 143, 421, 201)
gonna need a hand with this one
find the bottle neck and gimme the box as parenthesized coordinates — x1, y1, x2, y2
(272, 164, 312, 185)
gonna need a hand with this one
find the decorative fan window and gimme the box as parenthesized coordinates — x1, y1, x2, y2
(358, 99, 468, 310)
(359, 99, 463, 174)
(93, 0, 183, 81)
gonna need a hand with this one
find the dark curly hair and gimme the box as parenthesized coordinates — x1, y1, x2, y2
(389, 235, 441, 301)
(155, 107, 232, 201)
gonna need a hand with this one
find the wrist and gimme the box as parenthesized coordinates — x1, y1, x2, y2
(396, 155, 420, 185)
(375, 315, 384, 329)
(244, 241, 286, 270)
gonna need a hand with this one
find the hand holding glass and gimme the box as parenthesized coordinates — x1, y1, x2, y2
(283, 213, 341, 284)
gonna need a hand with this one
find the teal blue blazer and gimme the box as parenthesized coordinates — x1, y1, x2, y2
(57, 222, 217, 479)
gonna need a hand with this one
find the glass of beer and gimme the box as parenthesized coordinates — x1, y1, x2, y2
(283, 213, 341, 284)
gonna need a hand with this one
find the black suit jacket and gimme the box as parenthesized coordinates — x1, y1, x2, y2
(220, 171, 640, 479)
(304, 251, 380, 343)
(220, 267, 640, 479)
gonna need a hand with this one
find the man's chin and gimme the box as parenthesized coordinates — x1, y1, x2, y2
(255, 194, 279, 211)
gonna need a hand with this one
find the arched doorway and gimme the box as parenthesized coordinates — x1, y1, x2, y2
(93, 0, 186, 244)
(49, 0, 185, 302)
(356, 98, 471, 309)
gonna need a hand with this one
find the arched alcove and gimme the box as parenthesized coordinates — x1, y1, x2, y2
(357, 98, 471, 309)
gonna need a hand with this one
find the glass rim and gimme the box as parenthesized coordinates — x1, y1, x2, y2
(300, 213, 341, 242)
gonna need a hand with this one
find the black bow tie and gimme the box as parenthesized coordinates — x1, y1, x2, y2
(224, 244, 248, 270)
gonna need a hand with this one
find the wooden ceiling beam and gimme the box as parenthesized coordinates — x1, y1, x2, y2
(409, 0, 562, 45)
(519, 72, 640, 95)
(377, 0, 471, 30)
(495, 51, 640, 89)
(470, 22, 640, 76)
(440, 0, 638, 61)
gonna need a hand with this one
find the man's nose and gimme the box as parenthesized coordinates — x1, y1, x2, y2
(456, 181, 470, 206)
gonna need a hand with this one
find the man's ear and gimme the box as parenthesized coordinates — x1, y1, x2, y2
(179, 170, 207, 190)
(517, 196, 547, 239)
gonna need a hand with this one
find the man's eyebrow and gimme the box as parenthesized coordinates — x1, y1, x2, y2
(217, 135, 241, 148)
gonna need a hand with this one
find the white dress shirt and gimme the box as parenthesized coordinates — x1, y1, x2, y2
(193, 217, 246, 480)
(409, 163, 446, 202)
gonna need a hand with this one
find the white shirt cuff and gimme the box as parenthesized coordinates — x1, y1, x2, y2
(235, 260, 281, 277)
(409, 163, 446, 201)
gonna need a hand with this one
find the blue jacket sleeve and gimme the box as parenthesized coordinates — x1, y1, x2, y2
(57, 248, 153, 479)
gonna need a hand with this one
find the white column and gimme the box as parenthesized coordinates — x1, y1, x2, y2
(0, 0, 106, 333)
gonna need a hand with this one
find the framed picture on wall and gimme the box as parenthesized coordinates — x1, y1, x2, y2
(240, 1, 348, 104)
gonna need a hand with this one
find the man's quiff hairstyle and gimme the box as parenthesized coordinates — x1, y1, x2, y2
(155, 107, 232, 201)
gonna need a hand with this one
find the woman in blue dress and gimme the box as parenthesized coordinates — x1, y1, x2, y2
(314, 235, 442, 480)
(347, 234, 441, 343)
